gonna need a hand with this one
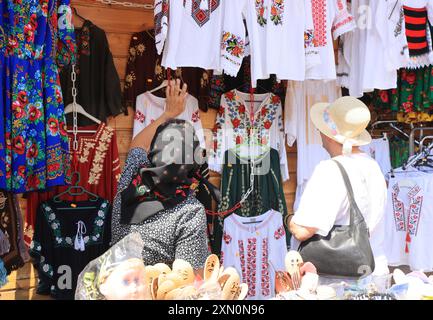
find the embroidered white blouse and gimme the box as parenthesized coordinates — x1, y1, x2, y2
(221, 209, 287, 300)
(306, 0, 356, 80)
(210, 90, 289, 182)
(155, 0, 223, 70)
(133, 92, 205, 148)
(221, 0, 320, 87)
(384, 172, 433, 272)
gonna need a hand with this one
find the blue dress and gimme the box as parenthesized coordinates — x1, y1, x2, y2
(0, 0, 76, 193)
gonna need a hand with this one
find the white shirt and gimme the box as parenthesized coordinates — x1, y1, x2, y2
(210, 90, 289, 182)
(133, 92, 205, 148)
(221, 209, 287, 300)
(360, 138, 392, 177)
(155, 0, 223, 70)
(384, 171, 433, 272)
(306, 0, 356, 80)
(337, 0, 409, 97)
(292, 153, 389, 276)
(221, 0, 320, 87)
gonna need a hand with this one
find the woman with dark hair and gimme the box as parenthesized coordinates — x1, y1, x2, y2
(111, 80, 214, 271)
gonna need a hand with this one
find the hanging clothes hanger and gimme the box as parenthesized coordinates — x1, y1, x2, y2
(65, 102, 101, 133)
(148, 80, 168, 94)
(53, 172, 99, 210)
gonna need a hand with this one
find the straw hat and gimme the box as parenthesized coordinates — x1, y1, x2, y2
(310, 96, 372, 154)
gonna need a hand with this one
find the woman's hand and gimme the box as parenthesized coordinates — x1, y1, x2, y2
(163, 79, 188, 121)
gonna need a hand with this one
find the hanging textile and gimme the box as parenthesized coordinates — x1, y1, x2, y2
(208, 55, 286, 110)
(384, 172, 433, 271)
(221, 0, 320, 86)
(155, 0, 223, 70)
(221, 209, 287, 300)
(123, 29, 211, 111)
(210, 90, 289, 254)
(360, 138, 393, 176)
(0, 0, 76, 193)
(30, 199, 111, 300)
(0, 191, 24, 274)
(337, 0, 409, 97)
(284, 80, 341, 210)
(25, 123, 121, 246)
(60, 20, 123, 125)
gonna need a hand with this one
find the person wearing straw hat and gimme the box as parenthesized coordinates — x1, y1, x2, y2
(288, 96, 389, 277)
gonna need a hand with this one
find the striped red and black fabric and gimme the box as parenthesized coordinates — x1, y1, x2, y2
(404, 6, 429, 56)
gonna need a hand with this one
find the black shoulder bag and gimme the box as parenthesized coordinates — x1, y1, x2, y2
(298, 160, 375, 278)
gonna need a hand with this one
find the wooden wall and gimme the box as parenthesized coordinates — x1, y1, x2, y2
(0, 0, 297, 300)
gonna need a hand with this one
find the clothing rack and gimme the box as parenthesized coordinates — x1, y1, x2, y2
(409, 127, 433, 157)
(370, 120, 419, 144)
(403, 140, 433, 170)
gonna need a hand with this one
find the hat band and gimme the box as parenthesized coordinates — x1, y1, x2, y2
(323, 105, 339, 136)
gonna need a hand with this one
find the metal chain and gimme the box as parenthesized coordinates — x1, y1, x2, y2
(240, 158, 255, 205)
(95, 0, 154, 9)
(71, 64, 79, 151)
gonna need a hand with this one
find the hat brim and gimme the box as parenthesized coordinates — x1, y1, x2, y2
(310, 102, 372, 147)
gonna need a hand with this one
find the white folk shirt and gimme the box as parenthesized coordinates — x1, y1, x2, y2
(221, 209, 287, 300)
(155, 0, 223, 70)
(221, 0, 320, 87)
(384, 171, 433, 272)
(210, 90, 289, 182)
(360, 138, 392, 177)
(337, 0, 409, 97)
(132, 92, 205, 148)
(306, 0, 356, 80)
(284, 80, 341, 209)
(291, 153, 389, 276)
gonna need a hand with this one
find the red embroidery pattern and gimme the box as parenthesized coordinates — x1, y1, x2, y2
(223, 231, 232, 245)
(261, 238, 270, 297)
(331, 16, 355, 35)
(311, 0, 327, 47)
(220, 250, 224, 265)
(189, 0, 221, 27)
(247, 238, 257, 297)
(238, 240, 246, 282)
(192, 110, 200, 123)
(391, 184, 405, 231)
(274, 225, 285, 240)
(408, 195, 423, 236)
(134, 110, 145, 124)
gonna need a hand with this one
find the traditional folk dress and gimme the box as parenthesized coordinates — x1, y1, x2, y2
(0, 0, 76, 192)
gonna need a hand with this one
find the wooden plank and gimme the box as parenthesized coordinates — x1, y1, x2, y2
(116, 129, 133, 155)
(108, 107, 135, 130)
(0, 277, 38, 292)
(72, 3, 153, 33)
(107, 33, 133, 58)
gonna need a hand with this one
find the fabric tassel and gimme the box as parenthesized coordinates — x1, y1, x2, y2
(0, 229, 11, 256)
(200, 0, 209, 10)
(405, 233, 411, 253)
(74, 221, 87, 252)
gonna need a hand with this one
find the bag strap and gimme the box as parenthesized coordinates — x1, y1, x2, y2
(332, 159, 363, 226)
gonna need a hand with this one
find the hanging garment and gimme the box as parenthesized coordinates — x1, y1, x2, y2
(0, 191, 24, 274)
(306, 0, 356, 80)
(0, 0, 76, 193)
(59, 20, 123, 125)
(208, 55, 286, 110)
(284, 80, 341, 210)
(221, 209, 287, 300)
(25, 123, 121, 246)
(402, 0, 433, 69)
(210, 90, 288, 181)
(30, 198, 111, 300)
(337, 0, 409, 97)
(360, 138, 393, 176)
(155, 0, 223, 70)
(123, 29, 211, 111)
(389, 136, 410, 169)
(384, 172, 433, 271)
(221, 0, 320, 86)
